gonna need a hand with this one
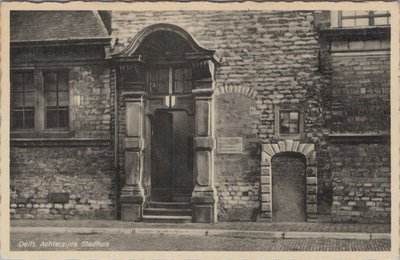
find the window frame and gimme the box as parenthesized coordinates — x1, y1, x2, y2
(333, 10, 391, 28)
(43, 70, 70, 130)
(274, 105, 304, 140)
(279, 110, 300, 135)
(10, 70, 35, 130)
(10, 68, 71, 136)
(147, 64, 193, 95)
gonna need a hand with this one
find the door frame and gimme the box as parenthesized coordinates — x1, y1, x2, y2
(260, 141, 317, 222)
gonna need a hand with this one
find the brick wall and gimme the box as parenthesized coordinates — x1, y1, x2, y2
(331, 143, 390, 223)
(330, 51, 390, 134)
(327, 39, 391, 222)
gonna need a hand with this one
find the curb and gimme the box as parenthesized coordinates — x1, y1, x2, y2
(11, 227, 391, 240)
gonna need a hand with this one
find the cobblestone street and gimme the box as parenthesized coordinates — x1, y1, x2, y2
(11, 232, 390, 251)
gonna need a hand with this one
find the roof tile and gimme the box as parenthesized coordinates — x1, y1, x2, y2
(11, 11, 110, 42)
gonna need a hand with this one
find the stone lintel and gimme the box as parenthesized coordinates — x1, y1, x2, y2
(193, 137, 214, 151)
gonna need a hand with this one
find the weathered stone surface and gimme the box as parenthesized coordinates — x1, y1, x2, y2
(10, 146, 115, 220)
(331, 143, 390, 223)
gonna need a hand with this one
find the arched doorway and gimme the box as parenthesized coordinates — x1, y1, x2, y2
(271, 152, 307, 222)
(260, 141, 317, 222)
(114, 24, 221, 222)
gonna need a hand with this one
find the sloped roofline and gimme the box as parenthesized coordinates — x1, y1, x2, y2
(10, 10, 111, 46)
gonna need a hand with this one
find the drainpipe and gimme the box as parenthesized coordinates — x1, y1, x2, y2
(113, 64, 119, 220)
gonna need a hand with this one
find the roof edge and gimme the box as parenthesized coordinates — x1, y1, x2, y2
(10, 37, 111, 47)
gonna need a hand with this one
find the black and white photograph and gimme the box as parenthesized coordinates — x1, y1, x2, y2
(1, 2, 399, 259)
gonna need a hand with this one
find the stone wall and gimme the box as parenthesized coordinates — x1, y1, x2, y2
(70, 64, 112, 138)
(215, 93, 260, 221)
(10, 48, 115, 220)
(112, 10, 330, 221)
(10, 146, 115, 220)
(112, 11, 327, 140)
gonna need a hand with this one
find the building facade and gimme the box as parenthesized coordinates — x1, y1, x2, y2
(10, 10, 391, 223)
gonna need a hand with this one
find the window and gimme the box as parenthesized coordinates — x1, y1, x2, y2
(11, 71, 35, 129)
(148, 68, 169, 94)
(10, 70, 70, 132)
(148, 66, 193, 94)
(44, 71, 69, 128)
(173, 67, 192, 93)
(337, 10, 390, 28)
(279, 110, 299, 134)
(274, 105, 304, 140)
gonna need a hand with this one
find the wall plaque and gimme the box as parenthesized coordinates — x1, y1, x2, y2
(217, 137, 243, 154)
(48, 192, 70, 203)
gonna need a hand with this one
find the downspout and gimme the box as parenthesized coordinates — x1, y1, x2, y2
(113, 63, 119, 220)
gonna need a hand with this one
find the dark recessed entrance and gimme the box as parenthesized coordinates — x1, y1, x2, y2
(272, 152, 307, 222)
(151, 110, 194, 202)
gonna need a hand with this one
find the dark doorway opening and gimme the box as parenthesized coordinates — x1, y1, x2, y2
(151, 110, 194, 202)
(271, 152, 307, 222)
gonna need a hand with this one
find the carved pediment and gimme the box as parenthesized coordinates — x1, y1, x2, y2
(113, 23, 220, 64)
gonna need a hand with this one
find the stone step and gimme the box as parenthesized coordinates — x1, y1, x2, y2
(143, 208, 192, 216)
(148, 201, 191, 209)
(172, 195, 191, 202)
(142, 215, 192, 223)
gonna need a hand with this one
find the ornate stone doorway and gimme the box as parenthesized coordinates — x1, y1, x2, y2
(112, 24, 221, 222)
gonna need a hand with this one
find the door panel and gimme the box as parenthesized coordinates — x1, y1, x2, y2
(272, 152, 307, 222)
(151, 111, 173, 201)
(172, 111, 194, 192)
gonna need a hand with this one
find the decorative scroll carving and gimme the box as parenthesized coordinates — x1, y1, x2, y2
(118, 62, 146, 89)
(192, 61, 212, 81)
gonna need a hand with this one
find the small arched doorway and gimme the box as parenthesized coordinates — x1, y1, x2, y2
(271, 152, 307, 222)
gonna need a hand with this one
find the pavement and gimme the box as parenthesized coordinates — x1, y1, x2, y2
(10, 232, 391, 251)
(11, 219, 391, 240)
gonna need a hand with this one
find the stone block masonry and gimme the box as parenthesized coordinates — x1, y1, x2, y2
(112, 12, 326, 143)
(10, 60, 115, 220)
(10, 146, 115, 220)
(70, 64, 112, 138)
(215, 94, 260, 221)
(112, 10, 330, 222)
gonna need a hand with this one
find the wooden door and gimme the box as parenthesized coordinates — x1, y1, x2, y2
(151, 111, 174, 201)
(272, 152, 307, 222)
